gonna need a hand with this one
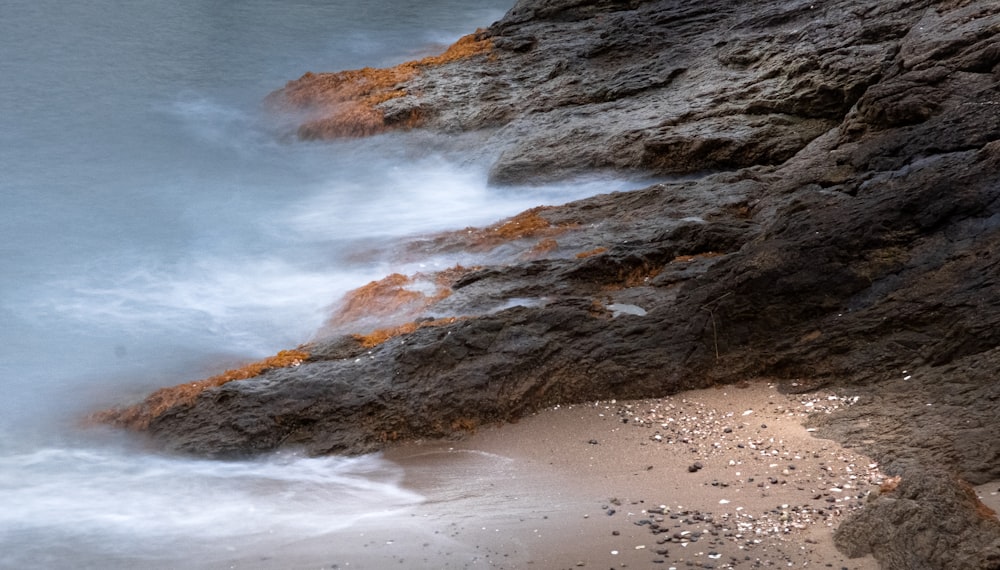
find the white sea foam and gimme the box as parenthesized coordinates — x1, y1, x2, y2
(0, 0, 640, 567)
(36, 256, 367, 348)
(0, 447, 420, 562)
(284, 159, 637, 241)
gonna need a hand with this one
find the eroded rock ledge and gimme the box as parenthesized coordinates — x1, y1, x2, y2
(99, 0, 1000, 568)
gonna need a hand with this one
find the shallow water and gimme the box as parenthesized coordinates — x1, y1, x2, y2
(0, 1, 644, 566)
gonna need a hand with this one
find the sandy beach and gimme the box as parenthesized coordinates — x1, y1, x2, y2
(212, 380, 898, 569)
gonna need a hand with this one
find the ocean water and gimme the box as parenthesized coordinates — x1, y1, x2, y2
(0, 1, 639, 567)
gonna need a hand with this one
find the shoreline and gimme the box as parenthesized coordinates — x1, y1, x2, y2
(212, 381, 885, 569)
(388, 380, 883, 569)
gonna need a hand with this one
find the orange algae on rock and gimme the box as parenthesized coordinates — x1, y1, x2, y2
(92, 349, 310, 430)
(352, 317, 463, 348)
(879, 475, 902, 494)
(955, 478, 1000, 521)
(576, 246, 608, 259)
(326, 273, 428, 330)
(272, 32, 493, 139)
(321, 267, 474, 336)
(673, 251, 725, 263)
(525, 237, 560, 258)
(451, 207, 578, 251)
(487, 208, 556, 240)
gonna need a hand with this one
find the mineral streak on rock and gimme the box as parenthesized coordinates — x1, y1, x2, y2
(99, 0, 1000, 567)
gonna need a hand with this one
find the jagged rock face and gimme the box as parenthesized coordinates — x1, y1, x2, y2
(105, 1, 1000, 567)
(274, 0, 941, 183)
(833, 469, 1000, 570)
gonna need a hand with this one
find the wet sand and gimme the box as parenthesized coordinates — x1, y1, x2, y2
(217, 381, 885, 569)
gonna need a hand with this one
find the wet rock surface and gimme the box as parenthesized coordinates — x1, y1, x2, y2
(100, 0, 1000, 567)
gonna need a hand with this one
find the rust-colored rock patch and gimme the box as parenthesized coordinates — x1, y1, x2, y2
(325, 273, 434, 330)
(672, 251, 725, 263)
(270, 32, 493, 139)
(454, 207, 578, 251)
(321, 266, 476, 338)
(91, 349, 310, 431)
(576, 246, 608, 259)
(352, 317, 464, 348)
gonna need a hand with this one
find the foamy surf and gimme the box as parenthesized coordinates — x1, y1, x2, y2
(0, 447, 420, 567)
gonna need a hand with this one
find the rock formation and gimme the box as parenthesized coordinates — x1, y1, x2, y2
(98, 0, 1000, 567)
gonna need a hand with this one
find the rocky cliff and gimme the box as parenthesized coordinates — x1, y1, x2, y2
(98, 0, 1000, 567)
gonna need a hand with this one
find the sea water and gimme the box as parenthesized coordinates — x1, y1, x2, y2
(0, 1, 630, 567)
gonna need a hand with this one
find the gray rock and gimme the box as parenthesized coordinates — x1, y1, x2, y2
(104, 1, 1000, 567)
